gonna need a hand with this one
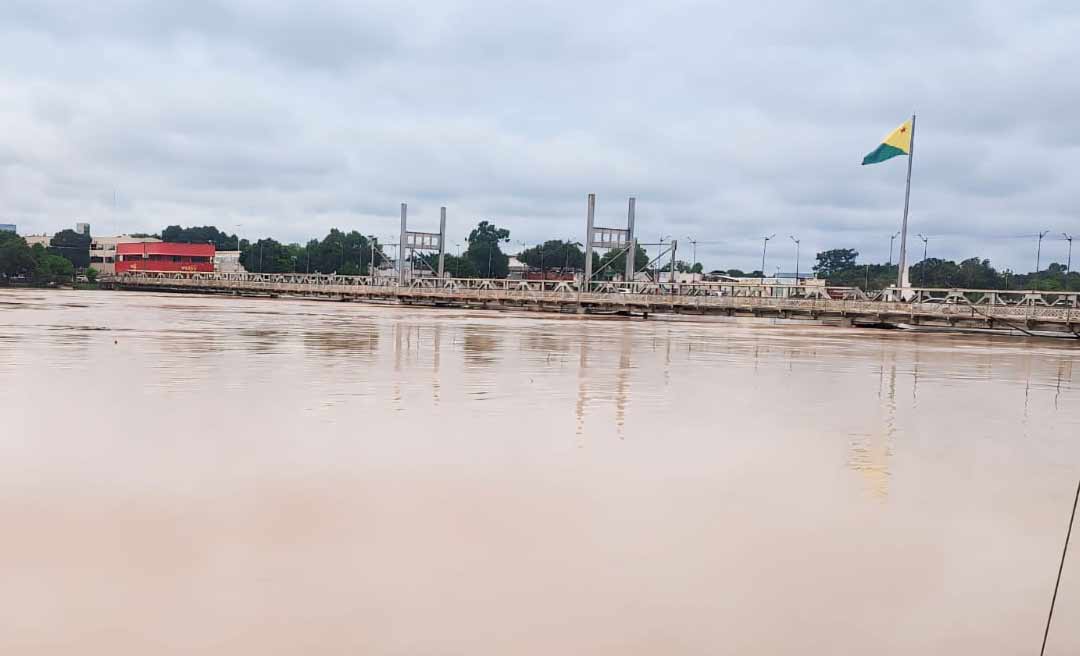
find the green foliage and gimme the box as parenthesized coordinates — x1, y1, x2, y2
(302, 229, 379, 274)
(0, 232, 37, 279)
(416, 252, 480, 278)
(240, 238, 295, 273)
(162, 225, 240, 250)
(813, 248, 858, 277)
(518, 240, 594, 271)
(596, 244, 648, 279)
(826, 263, 898, 290)
(465, 220, 510, 278)
(49, 229, 91, 268)
(31, 244, 74, 284)
(1011, 263, 1080, 291)
(84, 267, 99, 283)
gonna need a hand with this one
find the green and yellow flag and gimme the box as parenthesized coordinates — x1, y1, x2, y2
(862, 119, 912, 165)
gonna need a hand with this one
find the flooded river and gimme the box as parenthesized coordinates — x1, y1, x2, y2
(2, 288, 1079, 654)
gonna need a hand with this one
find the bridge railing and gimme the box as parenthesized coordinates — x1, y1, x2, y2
(99, 272, 1080, 321)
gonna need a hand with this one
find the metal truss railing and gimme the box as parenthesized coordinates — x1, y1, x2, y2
(100, 272, 1079, 324)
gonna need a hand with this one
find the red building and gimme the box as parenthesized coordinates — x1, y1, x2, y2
(115, 242, 216, 273)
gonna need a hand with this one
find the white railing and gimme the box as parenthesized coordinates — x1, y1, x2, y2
(98, 272, 1080, 324)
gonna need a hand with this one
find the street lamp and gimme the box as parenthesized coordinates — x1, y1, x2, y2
(789, 235, 800, 285)
(686, 236, 698, 274)
(1036, 230, 1050, 279)
(1064, 232, 1074, 276)
(760, 234, 775, 283)
(916, 233, 929, 287)
(889, 230, 900, 267)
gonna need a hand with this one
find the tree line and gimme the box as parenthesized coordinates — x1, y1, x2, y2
(159, 221, 523, 277)
(811, 248, 1080, 291)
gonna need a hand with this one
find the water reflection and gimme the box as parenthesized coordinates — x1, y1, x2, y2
(302, 325, 379, 358)
(463, 326, 500, 366)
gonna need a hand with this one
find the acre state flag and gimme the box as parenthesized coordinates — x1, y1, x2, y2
(862, 120, 913, 165)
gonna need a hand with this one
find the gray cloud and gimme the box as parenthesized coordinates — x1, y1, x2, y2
(1, 0, 1078, 272)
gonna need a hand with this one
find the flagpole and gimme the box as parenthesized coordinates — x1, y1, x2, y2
(895, 113, 916, 291)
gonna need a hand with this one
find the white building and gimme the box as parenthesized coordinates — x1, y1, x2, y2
(23, 234, 52, 248)
(214, 250, 245, 273)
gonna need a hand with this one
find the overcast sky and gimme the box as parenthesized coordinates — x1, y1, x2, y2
(2, 1, 1079, 272)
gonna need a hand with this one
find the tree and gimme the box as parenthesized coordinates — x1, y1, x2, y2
(596, 244, 648, 279)
(954, 257, 1003, 289)
(518, 240, 591, 271)
(49, 229, 91, 269)
(813, 248, 858, 277)
(306, 229, 377, 274)
(162, 225, 240, 251)
(465, 220, 510, 278)
(31, 245, 74, 284)
(420, 252, 479, 278)
(240, 238, 295, 273)
(690, 262, 704, 274)
(0, 232, 37, 280)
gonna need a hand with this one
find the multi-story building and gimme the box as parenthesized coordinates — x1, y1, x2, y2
(89, 235, 161, 274)
(116, 242, 215, 273)
(0, 224, 15, 233)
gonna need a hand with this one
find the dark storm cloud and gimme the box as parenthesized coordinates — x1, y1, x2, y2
(1, 0, 1078, 271)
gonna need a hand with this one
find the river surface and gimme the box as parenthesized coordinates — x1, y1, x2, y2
(2, 288, 1079, 654)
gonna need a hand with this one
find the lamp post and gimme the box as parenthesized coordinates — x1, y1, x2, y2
(889, 231, 900, 267)
(760, 234, 775, 284)
(686, 236, 698, 274)
(233, 223, 244, 277)
(1036, 230, 1050, 280)
(1064, 233, 1074, 276)
(916, 233, 929, 287)
(789, 235, 800, 285)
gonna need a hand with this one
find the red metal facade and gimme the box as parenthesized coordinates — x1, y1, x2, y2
(116, 242, 216, 273)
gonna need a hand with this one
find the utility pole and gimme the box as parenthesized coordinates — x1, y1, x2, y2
(1064, 233, 1074, 276)
(1036, 230, 1050, 278)
(916, 233, 929, 287)
(670, 239, 678, 291)
(686, 236, 698, 274)
(889, 230, 900, 267)
(370, 237, 376, 279)
(760, 234, 775, 284)
(789, 235, 800, 286)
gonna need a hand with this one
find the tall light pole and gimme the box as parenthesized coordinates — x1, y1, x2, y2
(789, 235, 800, 285)
(889, 230, 900, 267)
(660, 234, 671, 281)
(1036, 230, 1050, 277)
(686, 236, 698, 274)
(234, 223, 243, 275)
(760, 234, 775, 283)
(916, 233, 929, 287)
(1064, 233, 1074, 276)
(369, 236, 377, 278)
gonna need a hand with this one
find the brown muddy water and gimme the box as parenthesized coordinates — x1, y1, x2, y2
(2, 288, 1079, 654)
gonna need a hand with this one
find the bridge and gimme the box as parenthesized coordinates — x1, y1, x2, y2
(100, 271, 1080, 337)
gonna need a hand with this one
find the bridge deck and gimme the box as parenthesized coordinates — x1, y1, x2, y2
(100, 272, 1080, 334)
